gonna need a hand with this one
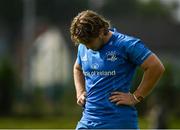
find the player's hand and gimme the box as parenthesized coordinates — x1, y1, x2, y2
(109, 92, 138, 106)
(77, 91, 86, 106)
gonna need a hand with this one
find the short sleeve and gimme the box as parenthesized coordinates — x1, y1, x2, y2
(76, 44, 82, 67)
(125, 39, 153, 65)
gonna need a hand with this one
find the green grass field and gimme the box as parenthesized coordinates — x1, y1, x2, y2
(0, 116, 78, 129)
(0, 116, 179, 129)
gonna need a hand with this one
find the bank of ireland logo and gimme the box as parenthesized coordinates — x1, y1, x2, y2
(91, 63, 99, 70)
(106, 51, 117, 62)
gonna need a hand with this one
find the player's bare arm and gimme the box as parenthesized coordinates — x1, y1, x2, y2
(73, 59, 86, 106)
(109, 54, 165, 106)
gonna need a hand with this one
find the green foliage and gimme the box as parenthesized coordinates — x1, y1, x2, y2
(36, 0, 88, 23)
(101, 0, 170, 19)
(0, 58, 17, 116)
(136, 0, 170, 18)
(102, 0, 138, 17)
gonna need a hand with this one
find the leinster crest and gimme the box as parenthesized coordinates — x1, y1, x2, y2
(106, 51, 117, 62)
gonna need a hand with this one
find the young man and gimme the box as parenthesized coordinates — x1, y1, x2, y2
(70, 10, 165, 129)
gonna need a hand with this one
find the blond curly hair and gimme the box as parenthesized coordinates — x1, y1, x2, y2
(70, 10, 110, 45)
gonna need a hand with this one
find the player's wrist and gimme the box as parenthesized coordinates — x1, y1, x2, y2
(129, 93, 138, 105)
(133, 92, 144, 103)
(77, 91, 86, 100)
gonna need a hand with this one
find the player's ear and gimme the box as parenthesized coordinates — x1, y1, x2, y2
(99, 28, 108, 36)
(99, 28, 105, 37)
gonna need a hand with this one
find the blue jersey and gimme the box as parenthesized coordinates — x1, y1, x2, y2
(76, 28, 152, 123)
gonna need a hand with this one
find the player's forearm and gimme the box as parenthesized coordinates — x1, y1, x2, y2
(134, 60, 165, 98)
(73, 63, 86, 99)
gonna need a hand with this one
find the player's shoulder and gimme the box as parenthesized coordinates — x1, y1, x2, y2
(77, 43, 86, 51)
(77, 44, 87, 56)
(111, 28, 141, 48)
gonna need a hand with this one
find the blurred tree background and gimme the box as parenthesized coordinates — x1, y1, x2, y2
(0, 0, 180, 128)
